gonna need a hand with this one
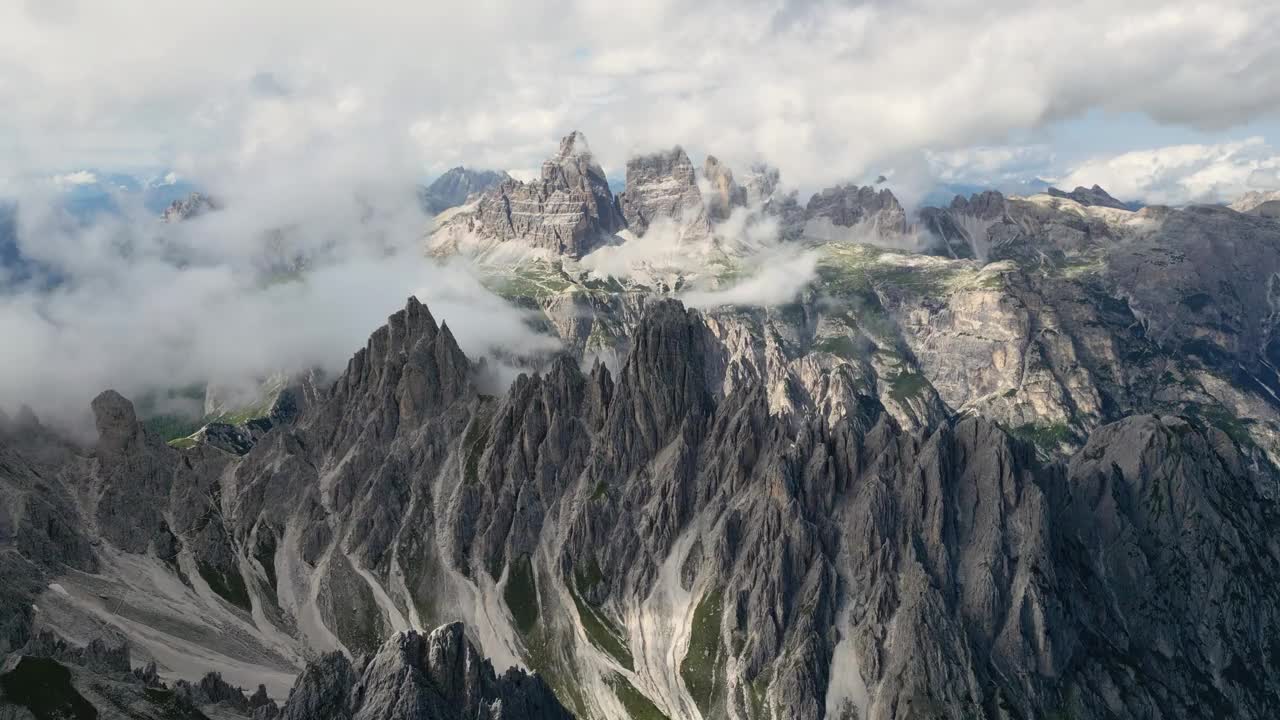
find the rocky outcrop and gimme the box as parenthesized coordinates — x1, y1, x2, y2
(702, 155, 746, 222)
(919, 188, 1143, 262)
(1230, 189, 1280, 213)
(419, 167, 512, 215)
(618, 145, 708, 238)
(1, 629, 279, 719)
(279, 624, 572, 720)
(1046, 183, 1132, 209)
(1249, 199, 1280, 218)
(431, 132, 624, 258)
(162, 192, 220, 222)
(805, 184, 907, 240)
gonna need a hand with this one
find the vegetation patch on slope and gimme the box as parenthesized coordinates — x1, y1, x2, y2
(569, 576, 633, 670)
(1010, 422, 1076, 455)
(889, 370, 930, 402)
(680, 588, 724, 715)
(462, 414, 492, 485)
(814, 335, 862, 360)
(607, 673, 670, 720)
(0, 656, 97, 720)
(504, 554, 540, 635)
(1184, 403, 1255, 448)
(490, 262, 575, 300)
(197, 560, 251, 612)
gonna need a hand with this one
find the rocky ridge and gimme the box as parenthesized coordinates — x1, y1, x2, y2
(1230, 189, 1280, 213)
(429, 132, 905, 261)
(1045, 184, 1133, 210)
(4, 289, 1280, 719)
(1, 622, 566, 719)
(419, 167, 513, 216)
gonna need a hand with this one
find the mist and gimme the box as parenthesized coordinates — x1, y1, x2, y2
(0, 171, 556, 438)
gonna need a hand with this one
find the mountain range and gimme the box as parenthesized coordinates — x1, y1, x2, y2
(5, 132, 1280, 719)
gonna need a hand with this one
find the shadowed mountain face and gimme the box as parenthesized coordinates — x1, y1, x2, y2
(4, 286, 1280, 719)
(419, 167, 513, 216)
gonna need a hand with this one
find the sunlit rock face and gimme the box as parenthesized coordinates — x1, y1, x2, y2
(618, 146, 709, 239)
(430, 131, 625, 259)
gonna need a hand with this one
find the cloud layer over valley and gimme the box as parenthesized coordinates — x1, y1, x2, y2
(0, 176, 555, 436)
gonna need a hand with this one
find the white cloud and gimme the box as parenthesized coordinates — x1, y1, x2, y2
(1058, 137, 1280, 205)
(51, 170, 97, 186)
(927, 145, 1056, 185)
(0, 136, 556, 435)
(1, 1, 1278, 189)
(681, 249, 819, 309)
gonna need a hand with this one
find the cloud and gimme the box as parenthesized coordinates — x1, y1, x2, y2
(576, 200, 820, 309)
(681, 249, 819, 309)
(1057, 137, 1280, 205)
(926, 145, 1055, 186)
(0, 144, 557, 436)
(2, 1, 1279, 190)
(51, 170, 97, 186)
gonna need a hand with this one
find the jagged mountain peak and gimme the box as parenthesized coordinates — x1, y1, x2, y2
(161, 191, 220, 222)
(419, 167, 512, 215)
(803, 182, 908, 240)
(430, 132, 623, 258)
(618, 145, 706, 237)
(556, 129, 592, 159)
(91, 388, 143, 454)
(1046, 183, 1132, 210)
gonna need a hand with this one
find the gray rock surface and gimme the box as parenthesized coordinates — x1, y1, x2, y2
(702, 156, 746, 222)
(279, 624, 572, 720)
(419, 167, 512, 215)
(1230, 189, 1280, 213)
(805, 184, 907, 240)
(618, 146, 708, 238)
(1248, 199, 1280, 218)
(1046, 183, 1132, 209)
(14, 292, 1280, 718)
(162, 192, 220, 222)
(432, 132, 624, 258)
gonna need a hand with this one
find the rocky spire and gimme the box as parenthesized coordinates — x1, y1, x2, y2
(323, 296, 471, 448)
(438, 131, 624, 258)
(618, 145, 708, 237)
(703, 154, 746, 221)
(91, 389, 143, 457)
